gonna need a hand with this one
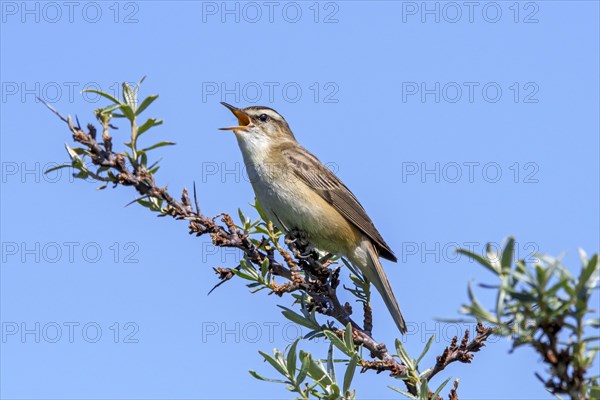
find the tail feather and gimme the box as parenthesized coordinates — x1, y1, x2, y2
(361, 242, 407, 334)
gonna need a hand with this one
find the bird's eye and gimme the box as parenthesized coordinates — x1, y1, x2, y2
(258, 114, 269, 122)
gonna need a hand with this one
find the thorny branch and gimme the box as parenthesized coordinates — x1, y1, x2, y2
(45, 102, 495, 397)
(533, 319, 588, 398)
(358, 322, 495, 396)
(423, 322, 495, 382)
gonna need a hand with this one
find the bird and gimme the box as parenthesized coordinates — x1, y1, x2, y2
(219, 102, 407, 334)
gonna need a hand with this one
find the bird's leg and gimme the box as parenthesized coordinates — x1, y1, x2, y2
(285, 228, 315, 258)
(318, 253, 334, 265)
(297, 245, 316, 259)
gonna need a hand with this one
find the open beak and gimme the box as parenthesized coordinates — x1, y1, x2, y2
(219, 102, 251, 131)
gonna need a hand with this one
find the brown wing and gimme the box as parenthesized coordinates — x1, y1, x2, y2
(280, 143, 397, 262)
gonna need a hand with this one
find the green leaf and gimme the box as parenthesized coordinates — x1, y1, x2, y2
(279, 307, 317, 330)
(582, 335, 600, 343)
(102, 103, 122, 114)
(326, 342, 336, 383)
(140, 141, 175, 153)
(504, 288, 536, 303)
(501, 237, 515, 272)
(463, 282, 498, 323)
(122, 82, 136, 108)
(260, 257, 269, 278)
(431, 376, 452, 399)
(508, 268, 535, 286)
(65, 143, 81, 161)
(137, 118, 163, 135)
(545, 277, 569, 296)
(578, 248, 589, 267)
(296, 351, 311, 385)
(395, 338, 415, 370)
(536, 264, 549, 289)
(343, 354, 358, 394)
(578, 254, 599, 293)
(324, 331, 350, 356)
(140, 152, 148, 167)
(457, 248, 500, 275)
(486, 243, 502, 274)
(231, 267, 258, 282)
(416, 335, 435, 366)
(119, 104, 135, 121)
(419, 380, 429, 400)
(248, 370, 287, 384)
(253, 198, 269, 222)
(343, 323, 355, 353)
(134, 75, 147, 90)
(259, 351, 288, 377)
(287, 339, 300, 376)
(585, 318, 600, 328)
(44, 163, 71, 174)
(496, 276, 508, 318)
(82, 89, 122, 105)
(73, 170, 89, 180)
(307, 357, 333, 388)
(136, 94, 158, 116)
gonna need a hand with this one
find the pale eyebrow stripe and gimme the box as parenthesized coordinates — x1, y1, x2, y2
(246, 107, 285, 122)
(262, 109, 283, 121)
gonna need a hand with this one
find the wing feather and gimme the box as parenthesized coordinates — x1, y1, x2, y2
(280, 144, 397, 262)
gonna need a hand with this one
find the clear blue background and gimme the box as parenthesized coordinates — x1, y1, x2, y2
(1, 1, 599, 399)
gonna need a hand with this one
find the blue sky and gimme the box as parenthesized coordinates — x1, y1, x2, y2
(1, 1, 599, 399)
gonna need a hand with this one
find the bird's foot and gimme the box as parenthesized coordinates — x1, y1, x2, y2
(318, 253, 334, 265)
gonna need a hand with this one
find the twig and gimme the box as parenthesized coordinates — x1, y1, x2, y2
(423, 322, 495, 382)
(45, 104, 409, 383)
(45, 103, 499, 397)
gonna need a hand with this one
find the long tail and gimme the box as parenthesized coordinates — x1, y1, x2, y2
(359, 241, 407, 334)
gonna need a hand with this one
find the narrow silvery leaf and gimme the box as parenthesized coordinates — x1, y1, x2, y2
(140, 141, 175, 153)
(287, 339, 299, 376)
(486, 243, 502, 273)
(137, 118, 163, 135)
(324, 331, 351, 356)
(457, 248, 499, 275)
(122, 82, 136, 108)
(65, 144, 80, 161)
(416, 335, 435, 366)
(248, 370, 286, 383)
(258, 351, 288, 377)
(343, 354, 358, 394)
(119, 105, 135, 122)
(496, 276, 508, 318)
(136, 94, 158, 116)
(279, 308, 317, 330)
(431, 376, 453, 399)
(45, 163, 71, 174)
(326, 342, 336, 382)
(578, 248, 589, 266)
(307, 357, 332, 388)
(260, 257, 269, 278)
(418, 379, 429, 399)
(579, 254, 599, 292)
(344, 323, 355, 354)
(82, 89, 122, 105)
(501, 237, 515, 272)
(395, 339, 415, 369)
(296, 351, 311, 385)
